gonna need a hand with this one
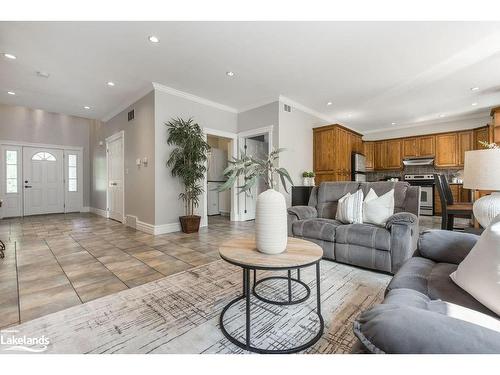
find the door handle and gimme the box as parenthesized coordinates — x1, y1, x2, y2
(25, 185, 32, 188)
(110, 182, 117, 186)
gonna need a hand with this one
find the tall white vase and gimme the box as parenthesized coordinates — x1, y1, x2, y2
(255, 189, 288, 254)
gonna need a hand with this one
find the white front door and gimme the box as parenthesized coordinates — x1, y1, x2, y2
(107, 134, 124, 222)
(23, 147, 64, 216)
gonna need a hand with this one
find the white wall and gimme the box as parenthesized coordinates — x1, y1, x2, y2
(90, 91, 156, 224)
(237, 102, 279, 149)
(0, 103, 91, 207)
(154, 89, 237, 227)
(278, 100, 329, 206)
(363, 114, 491, 140)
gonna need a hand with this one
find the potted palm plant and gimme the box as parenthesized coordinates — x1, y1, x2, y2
(218, 148, 293, 254)
(166, 117, 210, 233)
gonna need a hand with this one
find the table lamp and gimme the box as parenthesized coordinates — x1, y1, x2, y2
(463, 149, 500, 228)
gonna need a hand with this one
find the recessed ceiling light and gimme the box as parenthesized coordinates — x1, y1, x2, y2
(391, 122, 396, 125)
(326, 101, 333, 106)
(3, 53, 16, 60)
(107, 81, 115, 87)
(226, 71, 235, 77)
(84, 106, 90, 110)
(7, 91, 15, 95)
(472, 102, 478, 106)
(471, 87, 480, 91)
(148, 36, 159, 43)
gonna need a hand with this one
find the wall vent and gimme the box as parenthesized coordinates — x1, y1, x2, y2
(283, 104, 291, 112)
(128, 109, 135, 122)
(125, 215, 137, 229)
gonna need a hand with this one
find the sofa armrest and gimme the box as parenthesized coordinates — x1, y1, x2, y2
(417, 230, 479, 265)
(385, 212, 418, 229)
(287, 206, 317, 220)
(354, 303, 500, 354)
(386, 212, 419, 274)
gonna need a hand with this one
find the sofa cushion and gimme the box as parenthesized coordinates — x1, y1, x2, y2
(291, 218, 342, 242)
(354, 288, 500, 354)
(387, 257, 498, 318)
(335, 223, 391, 251)
(360, 181, 410, 214)
(317, 182, 360, 219)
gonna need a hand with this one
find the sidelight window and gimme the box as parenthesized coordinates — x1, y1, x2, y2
(68, 154, 77, 192)
(6, 150, 18, 193)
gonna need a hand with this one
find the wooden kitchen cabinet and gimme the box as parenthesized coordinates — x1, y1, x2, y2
(418, 135, 435, 156)
(385, 139, 402, 169)
(313, 124, 363, 183)
(435, 133, 458, 168)
(474, 126, 490, 149)
(374, 141, 386, 170)
(402, 138, 418, 158)
(458, 130, 473, 167)
(364, 141, 374, 171)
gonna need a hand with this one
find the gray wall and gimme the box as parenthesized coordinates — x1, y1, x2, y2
(278, 101, 328, 206)
(90, 91, 156, 224)
(237, 101, 279, 149)
(0, 102, 91, 206)
(154, 89, 238, 226)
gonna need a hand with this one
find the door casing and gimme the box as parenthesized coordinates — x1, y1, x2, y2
(105, 131, 125, 223)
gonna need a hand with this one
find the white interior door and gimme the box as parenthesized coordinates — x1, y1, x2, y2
(23, 147, 64, 216)
(107, 134, 124, 222)
(242, 138, 268, 221)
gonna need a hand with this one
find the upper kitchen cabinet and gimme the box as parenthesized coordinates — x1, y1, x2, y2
(418, 135, 435, 157)
(364, 141, 375, 171)
(385, 139, 402, 169)
(313, 124, 363, 183)
(435, 133, 458, 168)
(402, 138, 418, 158)
(474, 125, 490, 149)
(374, 141, 386, 170)
(457, 130, 473, 167)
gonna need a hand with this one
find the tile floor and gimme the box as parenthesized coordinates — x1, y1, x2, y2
(0, 213, 253, 328)
(0, 212, 465, 329)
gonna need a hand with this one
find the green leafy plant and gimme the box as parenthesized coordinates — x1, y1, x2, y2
(166, 117, 210, 216)
(302, 171, 309, 178)
(218, 148, 294, 195)
(302, 171, 315, 178)
(479, 140, 499, 149)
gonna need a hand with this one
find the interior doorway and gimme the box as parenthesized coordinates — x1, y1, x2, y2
(106, 131, 125, 223)
(206, 134, 232, 224)
(239, 134, 270, 221)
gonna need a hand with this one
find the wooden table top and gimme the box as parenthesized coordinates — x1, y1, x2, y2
(219, 237, 323, 269)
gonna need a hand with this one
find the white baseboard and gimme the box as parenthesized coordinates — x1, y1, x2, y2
(153, 222, 181, 235)
(89, 207, 108, 218)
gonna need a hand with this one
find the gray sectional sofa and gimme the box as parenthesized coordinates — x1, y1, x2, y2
(354, 230, 500, 353)
(287, 181, 420, 274)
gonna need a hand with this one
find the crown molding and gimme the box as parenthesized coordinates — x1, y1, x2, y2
(278, 95, 333, 123)
(153, 82, 238, 114)
(362, 110, 491, 136)
(101, 85, 154, 122)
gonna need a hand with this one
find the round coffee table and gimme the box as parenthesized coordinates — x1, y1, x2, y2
(219, 237, 324, 354)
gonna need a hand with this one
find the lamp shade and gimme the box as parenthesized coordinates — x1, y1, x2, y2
(463, 149, 500, 191)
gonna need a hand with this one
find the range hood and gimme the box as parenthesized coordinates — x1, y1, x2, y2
(403, 157, 434, 166)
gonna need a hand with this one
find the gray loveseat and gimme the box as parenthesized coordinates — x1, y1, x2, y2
(287, 181, 420, 274)
(354, 230, 500, 353)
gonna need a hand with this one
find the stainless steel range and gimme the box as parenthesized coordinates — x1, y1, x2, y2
(404, 174, 435, 216)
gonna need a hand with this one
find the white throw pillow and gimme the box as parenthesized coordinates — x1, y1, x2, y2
(450, 214, 500, 316)
(362, 188, 395, 226)
(335, 189, 364, 224)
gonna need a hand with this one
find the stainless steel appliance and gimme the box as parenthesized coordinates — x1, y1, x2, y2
(404, 174, 434, 216)
(351, 153, 366, 182)
(403, 157, 434, 166)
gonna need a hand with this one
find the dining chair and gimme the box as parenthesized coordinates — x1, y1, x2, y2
(434, 174, 473, 230)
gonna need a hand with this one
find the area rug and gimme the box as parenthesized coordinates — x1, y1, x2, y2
(1, 260, 390, 354)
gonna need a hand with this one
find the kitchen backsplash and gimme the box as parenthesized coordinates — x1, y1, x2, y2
(366, 165, 462, 182)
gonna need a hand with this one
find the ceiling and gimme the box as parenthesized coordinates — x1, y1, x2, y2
(2, 21, 500, 132)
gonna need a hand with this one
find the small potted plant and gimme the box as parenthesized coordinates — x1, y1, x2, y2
(308, 171, 316, 186)
(302, 171, 310, 186)
(166, 117, 210, 233)
(218, 148, 293, 254)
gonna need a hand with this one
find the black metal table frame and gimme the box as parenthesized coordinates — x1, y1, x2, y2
(219, 258, 323, 354)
